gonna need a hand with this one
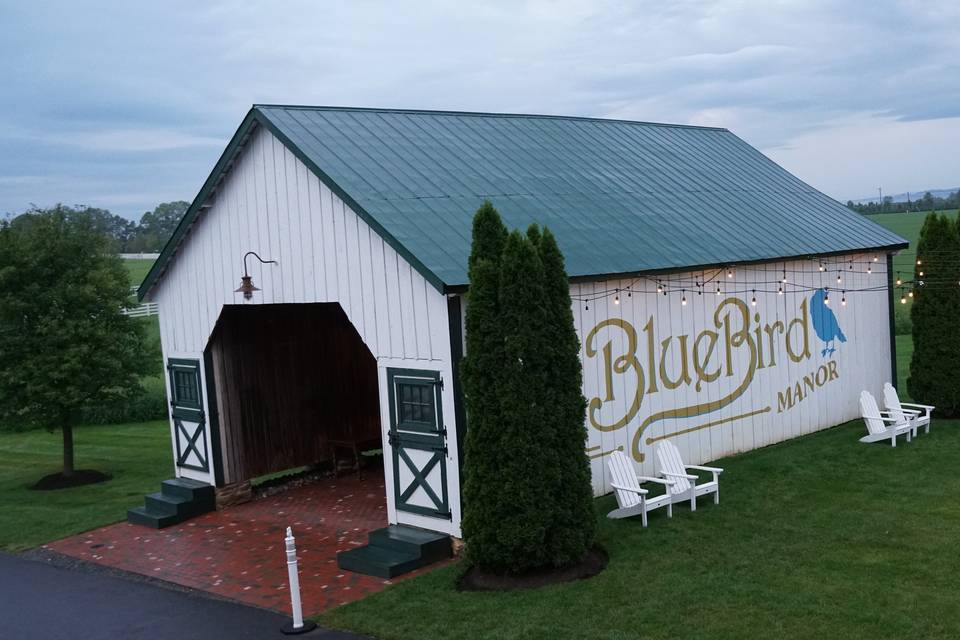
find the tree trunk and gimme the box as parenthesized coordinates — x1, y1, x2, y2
(62, 420, 75, 477)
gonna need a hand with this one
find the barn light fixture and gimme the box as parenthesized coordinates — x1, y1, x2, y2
(235, 251, 278, 300)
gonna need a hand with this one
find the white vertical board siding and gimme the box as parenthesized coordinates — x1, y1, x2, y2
(575, 254, 892, 496)
(151, 126, 462, 534)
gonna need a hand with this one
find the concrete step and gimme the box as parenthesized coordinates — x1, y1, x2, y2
(367, 525, 452, 564)
(126, 506, 180, 529)
(161, 478, 215, 508)
(336, 544, 422, 579)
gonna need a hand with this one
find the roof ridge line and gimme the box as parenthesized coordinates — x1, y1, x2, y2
(252, 104, 729, 132)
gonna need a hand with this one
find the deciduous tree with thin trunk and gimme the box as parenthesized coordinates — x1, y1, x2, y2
(0, 206, 149, 483)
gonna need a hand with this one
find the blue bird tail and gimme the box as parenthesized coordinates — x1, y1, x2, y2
(837, 328, 847, 343)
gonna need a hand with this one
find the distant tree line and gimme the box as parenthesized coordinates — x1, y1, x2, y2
(847, 190, 960, 215)
(4, 201, 188, 253)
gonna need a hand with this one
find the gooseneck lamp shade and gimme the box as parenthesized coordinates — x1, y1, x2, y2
(235, 251, 278, 300)
(235, 275, 261, 300)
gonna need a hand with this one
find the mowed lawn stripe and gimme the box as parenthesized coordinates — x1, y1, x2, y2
(0, 421, 171, 552)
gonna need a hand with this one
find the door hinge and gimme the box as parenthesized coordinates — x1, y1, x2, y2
(434, 376, 444, 390)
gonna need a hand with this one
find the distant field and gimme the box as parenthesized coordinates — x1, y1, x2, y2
(123, 258, 155, 287)
(868, 209, 959, 278)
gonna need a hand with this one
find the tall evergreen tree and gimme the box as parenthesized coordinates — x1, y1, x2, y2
(482, 230, 557, 572)
(460, 202, 508, 567)
(908, 212, 960, 414)
(533, 225, 596, 563)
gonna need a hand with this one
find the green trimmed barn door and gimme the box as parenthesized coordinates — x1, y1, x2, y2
(387, 369, 450, 519)
(168, 358, 209, 473)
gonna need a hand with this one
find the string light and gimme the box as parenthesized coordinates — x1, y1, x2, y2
(909, 290, 914, 298)
(873, 256, 879, 262)
(681, 290, 687, 305)
(900, 294, 907, 304)
(841, 291, 847, 306)
(614, 294, 620, 305)
(818, 263, 825, 272)
(917, 259, 922, 266)
(751, 290, 757, 306)
(727, 268, 733, 278)
(867, 264, 872, 274)
(824, 292, 830, 305)
(778, 285, 783, 295)
(716, 283, 721, 295)
(836, 272, 842, 284)
(919, 270, 924, 277)
(896, 273, 902, 286)
(656, 282, 663, 294)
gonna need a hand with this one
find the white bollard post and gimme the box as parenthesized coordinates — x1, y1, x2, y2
(281, 526, 317, 635)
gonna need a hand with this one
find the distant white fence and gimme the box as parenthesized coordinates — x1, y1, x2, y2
(120, 253, 160, 260)
(122, 302, 159, 318)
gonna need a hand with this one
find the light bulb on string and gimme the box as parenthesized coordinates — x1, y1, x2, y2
(614, 294, 620, 305)
(778, 285, 783, 295)
(727, 268, 733, 278)
(867, 265, 872, 274)
(656, 282, 663, 294)
(896, 273, 902, 286)
(841, 291, 846, 306)
(715, 284, 721, 296)
(585, 302, 590, 310)
(873, 256, 879, 262)
(900, 294, 906, 304)
(818, 263, 825, 272)
(781, 268, 788, 284)
(908, 290, 914, 298)
(681, 290, 687, 306)
(824, 292, 830, 305)
(917, 259, 922, 266)
(919, 270, 924, 277)
(751, 290, 757, 306)
(836, 272, 842, 284)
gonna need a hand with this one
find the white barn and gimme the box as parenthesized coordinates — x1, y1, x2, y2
(137, 105, 907, 539)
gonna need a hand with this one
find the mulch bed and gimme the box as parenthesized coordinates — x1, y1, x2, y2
(31, 469, 111, 490)
(456, 546, 608, 591)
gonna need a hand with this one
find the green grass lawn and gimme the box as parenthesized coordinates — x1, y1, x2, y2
(123, 258, 155, 287)
(869, 209, 958, 279)
(866, 210, 958, 335)
(0, 421, 172, 552)
(325, 417, 960, 640)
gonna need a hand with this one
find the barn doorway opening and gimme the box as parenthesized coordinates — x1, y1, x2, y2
(205, 303, 383, 492)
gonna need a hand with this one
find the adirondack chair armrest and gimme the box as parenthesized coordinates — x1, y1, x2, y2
(662, 470, 698, 480)
(900, 402, 934, 412)
(610, 482, 648, 496)
(686, 464, 723, 475)
(636, 475, 675, 486)
(863, 413, 902, 424)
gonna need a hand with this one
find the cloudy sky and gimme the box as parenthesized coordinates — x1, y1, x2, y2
(1, 0, 957, 219)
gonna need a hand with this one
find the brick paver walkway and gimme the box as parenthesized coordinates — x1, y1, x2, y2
(46, 470, 438, 615)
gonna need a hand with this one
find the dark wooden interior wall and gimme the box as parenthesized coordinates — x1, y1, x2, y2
(208, 303, 381, 484)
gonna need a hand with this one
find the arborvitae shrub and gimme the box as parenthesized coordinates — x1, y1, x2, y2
(908, 212, 960, 414)
(461, 203, 596, 574)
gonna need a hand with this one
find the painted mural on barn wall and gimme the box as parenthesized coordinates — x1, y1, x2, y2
(574, 253, 891, 495)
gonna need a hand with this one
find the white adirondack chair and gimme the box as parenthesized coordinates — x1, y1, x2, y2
(655, 440, 723, 511)
(607, 450, 674, 526)
(859, 390, 912, 446)
(883, 382, 934, 435)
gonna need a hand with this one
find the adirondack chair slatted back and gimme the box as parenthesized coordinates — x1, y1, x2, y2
(882, 383, 907, 424)
(860, 391, 886, 435)
(656, 440, 691, 495)
(607, 450, 641, 508)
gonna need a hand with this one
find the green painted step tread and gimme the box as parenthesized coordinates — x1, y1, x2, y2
(337, 545, 422, 579)
(127, 506, 180, 529)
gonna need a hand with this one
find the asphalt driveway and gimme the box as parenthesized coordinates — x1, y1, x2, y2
(0, 552, 362, 640)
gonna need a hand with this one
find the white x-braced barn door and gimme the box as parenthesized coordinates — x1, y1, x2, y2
(167, 358, 209, 473)
(387, 368, 450, 520)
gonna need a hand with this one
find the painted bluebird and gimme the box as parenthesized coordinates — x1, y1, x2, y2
(810, 288, 846, 357)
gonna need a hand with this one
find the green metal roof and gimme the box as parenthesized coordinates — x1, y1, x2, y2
(141, 105, 907, 298)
